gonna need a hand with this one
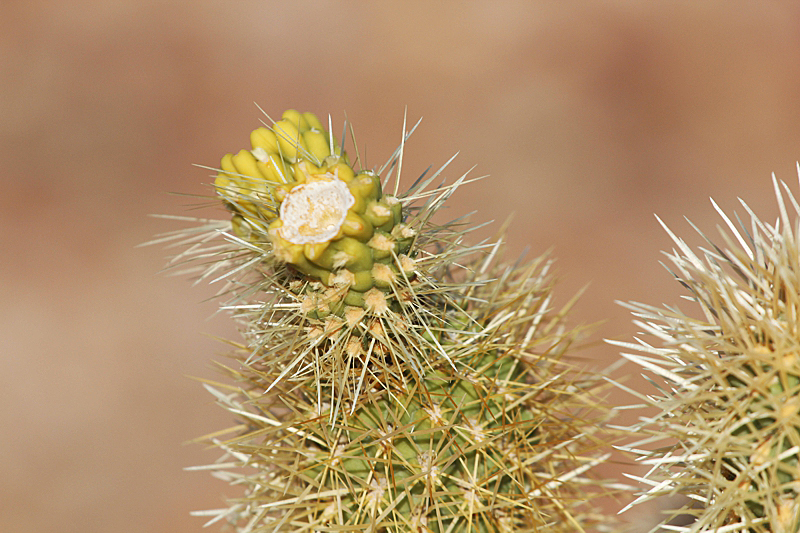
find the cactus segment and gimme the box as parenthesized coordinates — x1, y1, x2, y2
(615, 172, 800, 532)
(200, 254, 615, 532)
(166, 110, 619, 533)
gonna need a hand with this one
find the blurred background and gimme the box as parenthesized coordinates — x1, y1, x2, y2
(2, 1, 799, 531)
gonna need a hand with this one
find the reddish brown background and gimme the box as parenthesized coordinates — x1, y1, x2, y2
(2, 2, 800, 532)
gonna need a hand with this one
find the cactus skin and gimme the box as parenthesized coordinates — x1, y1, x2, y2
(614, 172, 800, 532)
(169, 111, 617, 532)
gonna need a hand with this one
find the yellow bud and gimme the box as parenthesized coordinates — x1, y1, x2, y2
(273, 238, 305, 265)
(214, 173, 232, 192)
(314, 237, 373, 272)
(220, 152, 237, 175)
(302, 129, 332, 163)
(281, 109, 311, 131)
(274, 185, 291, 203)
(230, 214, 249, 238)
(292, 160, 325, 180)
(273, 119, 303, 163)
(328, 161, 356, 183)
(256, 158, 289, 185)
(250, 127, 280, 154)
(231, 149, 263, 180)
(302, 111, 324, 131)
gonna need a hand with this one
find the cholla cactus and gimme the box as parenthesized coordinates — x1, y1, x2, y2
(162, 109, 618, 532)
(614, 169, 800, 532)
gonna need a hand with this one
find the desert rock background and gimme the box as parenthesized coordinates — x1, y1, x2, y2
(2, 2, 800, 531)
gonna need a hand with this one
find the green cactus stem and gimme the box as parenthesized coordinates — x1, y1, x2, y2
(614, 170, 800, 532)
(160, 109, 619, 532)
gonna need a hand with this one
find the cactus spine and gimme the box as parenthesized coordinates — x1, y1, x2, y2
(168, 110, 616, 532)
(614, 171, 800, 532)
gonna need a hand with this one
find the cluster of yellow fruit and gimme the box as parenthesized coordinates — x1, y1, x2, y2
(213, 110, 417, 313)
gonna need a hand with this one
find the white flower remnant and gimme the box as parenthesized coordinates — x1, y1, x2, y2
(278, 177, 354, 244)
